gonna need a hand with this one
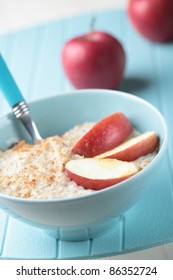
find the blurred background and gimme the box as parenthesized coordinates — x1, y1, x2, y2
(0, 0, 128, 34)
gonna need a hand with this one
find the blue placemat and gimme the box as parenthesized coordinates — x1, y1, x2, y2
(0, 9, 173, 259)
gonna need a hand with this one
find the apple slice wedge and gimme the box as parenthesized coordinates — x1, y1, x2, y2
(72, 112, 133, 157)
(96, 131, 159, 161)
(65, 158, 139, 190)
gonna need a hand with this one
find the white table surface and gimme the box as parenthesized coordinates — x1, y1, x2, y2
(0, 0, 173, 260)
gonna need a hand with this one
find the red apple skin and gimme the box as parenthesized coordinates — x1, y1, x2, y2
(72, 112, 133, 157)
(96, 132, 159, 161)
(65, 169, 134, 190)
(61, 31, 125, 89)
(128, 0, 173, 42)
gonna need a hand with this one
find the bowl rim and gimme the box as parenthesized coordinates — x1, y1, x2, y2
(0, 89, 168, 204)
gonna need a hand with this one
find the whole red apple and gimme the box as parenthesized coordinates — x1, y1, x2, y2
(128, 0, 173, 42)
(61, 31, 125, 89)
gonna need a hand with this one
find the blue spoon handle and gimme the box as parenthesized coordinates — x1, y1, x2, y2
(0, 53, 41, 142)
(0, 53, 25, 107)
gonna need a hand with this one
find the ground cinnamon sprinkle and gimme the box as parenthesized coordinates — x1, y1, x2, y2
(0, 123, 94, 199)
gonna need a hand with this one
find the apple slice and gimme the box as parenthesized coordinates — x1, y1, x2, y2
(72, 112, 133, 157)
(96, 131, 159, 161)
(65, 158, 139, 190)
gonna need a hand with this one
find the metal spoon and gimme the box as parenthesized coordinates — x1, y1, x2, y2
(0, 53, 42, 143)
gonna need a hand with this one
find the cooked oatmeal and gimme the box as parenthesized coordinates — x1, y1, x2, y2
(0, 123, 157, 199)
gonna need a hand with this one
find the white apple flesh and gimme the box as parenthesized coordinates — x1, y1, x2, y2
(65, 158, 139, 190)
(96, 131, 159, 161)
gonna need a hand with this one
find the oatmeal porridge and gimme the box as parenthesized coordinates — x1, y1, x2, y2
(0, 123, 157, 200)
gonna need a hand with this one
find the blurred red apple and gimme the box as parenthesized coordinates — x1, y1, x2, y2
(128, 0, 173, 42)
(61, 31, 125, 89)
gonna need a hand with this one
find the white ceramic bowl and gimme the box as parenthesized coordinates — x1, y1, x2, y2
(0, 90, 168, 241)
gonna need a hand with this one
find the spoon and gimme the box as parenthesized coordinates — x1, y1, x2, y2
(0, 53, 42, 143)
